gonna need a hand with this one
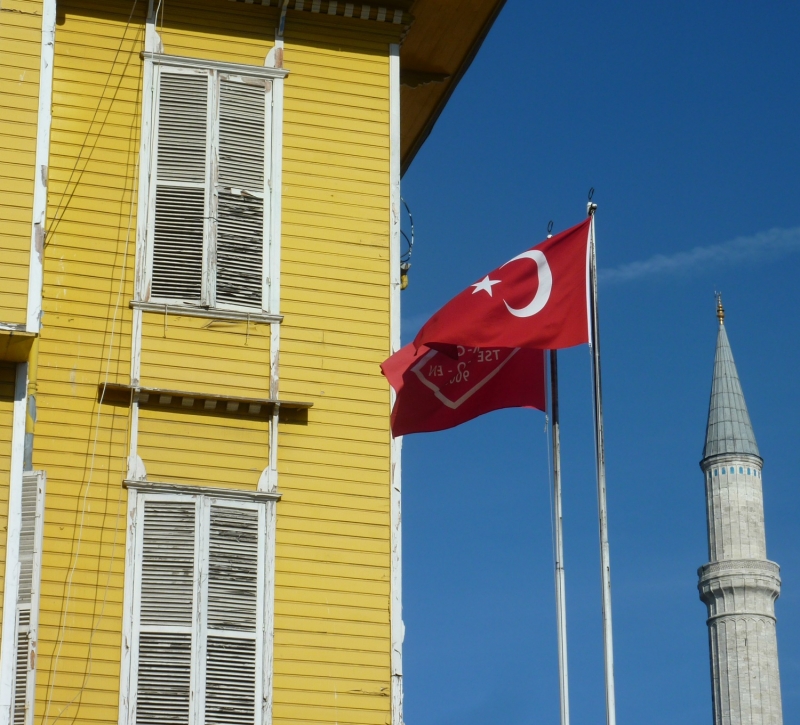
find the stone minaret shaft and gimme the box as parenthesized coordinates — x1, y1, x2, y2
(698, 301, 783, 725)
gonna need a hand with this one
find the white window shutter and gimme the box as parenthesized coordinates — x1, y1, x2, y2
(128, 494, 269, 725)
(203, 506, 259, 725)
(12, 473, 44, 725)
(151, 70, 210, 304)
(12, 609, 29, 725)
(134, 500, 197, 725)
(214, 77, 267, 310)
(16, 474, 37, 606)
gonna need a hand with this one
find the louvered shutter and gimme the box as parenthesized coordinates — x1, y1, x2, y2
(214, 76, 268, 310)
(12, 473, 43, 725)
(203, 506, 260, 725)
(150, 69, 210, 304)
(134, 500, 197, 725)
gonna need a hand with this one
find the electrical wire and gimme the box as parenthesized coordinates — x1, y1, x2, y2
(41, 4, 141, 721)
(46, 0, 141, 245)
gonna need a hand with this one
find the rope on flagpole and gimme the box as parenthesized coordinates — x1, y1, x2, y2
(549, 348, 571, 725)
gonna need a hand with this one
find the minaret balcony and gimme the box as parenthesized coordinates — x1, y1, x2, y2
(698, 559, 781, 622)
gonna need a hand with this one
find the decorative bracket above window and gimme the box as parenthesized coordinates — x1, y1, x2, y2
(100, 383, 312, 420)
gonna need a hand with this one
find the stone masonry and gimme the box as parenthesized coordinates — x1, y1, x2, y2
(698, 300, 783, 725)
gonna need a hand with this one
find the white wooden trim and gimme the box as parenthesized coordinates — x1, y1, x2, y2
(130, 301, 282, 324)
(388, 42, 404, 725)
(124, 480, 281, 503)
(0, 364, 29, 725)
(267, 51, 284, 317)
(128, 1, 161, 480)
(25, 0, 56, 333)
(260, 30, 285, 505)
(261, 79, 275, 313)
(193, 499, 209, 725)
(203, 70, 217, 308)
(261, 498, 277, 725)
(261, 49, 282, 725)
(23, 471, 46, 725)
(143, 53, 290, 79)
(255, 506, 266, 725)
(117, 488, 138, 725)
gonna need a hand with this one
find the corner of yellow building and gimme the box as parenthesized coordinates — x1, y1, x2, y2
(0, 1, 506, 724)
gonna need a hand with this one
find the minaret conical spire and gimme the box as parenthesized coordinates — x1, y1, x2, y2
(698, 298, 783, 725)
(703, 297, 759, 460)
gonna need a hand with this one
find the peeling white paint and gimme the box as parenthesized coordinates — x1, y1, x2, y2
(388, 42, 404, 725)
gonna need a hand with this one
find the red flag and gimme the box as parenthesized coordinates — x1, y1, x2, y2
(381, 343, 546, 437)
(414, 218, 592, 355)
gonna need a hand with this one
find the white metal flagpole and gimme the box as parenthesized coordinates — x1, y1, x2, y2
(549, 349, 570, 725)
(587, 201, 617, 725)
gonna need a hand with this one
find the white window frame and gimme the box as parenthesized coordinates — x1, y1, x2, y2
(134, 54, 288, 319)
(119, 482, 279, 725)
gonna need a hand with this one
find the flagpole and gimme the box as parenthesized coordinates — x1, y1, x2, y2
(549, 348, 570, 725)
(587, 203, 617, 725)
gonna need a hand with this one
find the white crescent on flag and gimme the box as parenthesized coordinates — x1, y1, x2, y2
(501, 249, 552, 318)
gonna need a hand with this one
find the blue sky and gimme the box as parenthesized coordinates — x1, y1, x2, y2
(399, 2, 800, 723)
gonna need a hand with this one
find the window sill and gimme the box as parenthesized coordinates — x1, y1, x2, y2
(130, 300, 282, 324)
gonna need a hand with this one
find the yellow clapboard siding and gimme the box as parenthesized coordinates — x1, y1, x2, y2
(277, 502, 388, 531)
(275, 477, 388, 502)
(278, 337, 387, 366)
(275, 601, 387, 628)
(273, 608, 388, 636)
(272, 704, 388, 725)
(0, 0, 41, 321)
(274, 628, 389, 655)
(276, 516, 388, 543)
(275, 676, 389, 708)
(283, 422, 386, 454)
(280, 423, 388, 450)
(1, 149, 37, 170)
(283, 249, 387, 277)
(281, 324, 388, 351)
(273, 640, 388, 666)
(279, 487, 389, 512)
(284, 138, 388, 169)
(137, 407, 269, 488)
(28, 0, 399, 721)
(278, 315, 387, 342)
(283, 179, 389, 211)
(0, 0, 39, 324)
(139, 314, 271, 396)
(0, 363, 18, 651)
(33, 3, 145, 718)
(274, 659, 387, 682)
(281, 543, 387, 572)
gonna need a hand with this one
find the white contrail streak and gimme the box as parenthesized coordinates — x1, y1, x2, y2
(600, 225, 800, 284)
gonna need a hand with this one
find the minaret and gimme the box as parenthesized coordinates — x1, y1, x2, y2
(698, 297, 783, 725)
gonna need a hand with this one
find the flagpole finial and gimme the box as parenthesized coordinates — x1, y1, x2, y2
(587, 188, 597, 217)
(716, 293, 725, 325)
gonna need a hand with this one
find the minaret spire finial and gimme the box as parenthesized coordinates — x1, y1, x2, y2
(716, 293, 724, 325)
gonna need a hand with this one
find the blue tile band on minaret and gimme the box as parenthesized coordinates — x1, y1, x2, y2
(698, 300, 783, 725)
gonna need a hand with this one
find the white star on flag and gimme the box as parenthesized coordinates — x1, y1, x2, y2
(471, 275, 501, 297)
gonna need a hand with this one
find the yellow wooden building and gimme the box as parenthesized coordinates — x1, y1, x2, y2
(0, 1, 504, 724)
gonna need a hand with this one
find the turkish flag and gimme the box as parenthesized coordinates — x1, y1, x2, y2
(414, 218, 592, 355)
(381, 343, 546, 437)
